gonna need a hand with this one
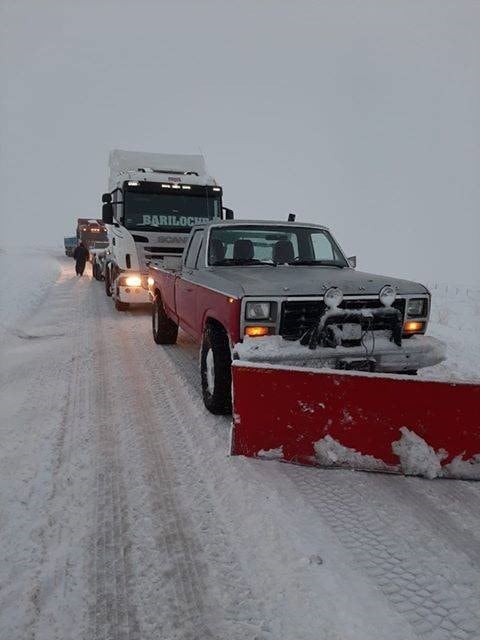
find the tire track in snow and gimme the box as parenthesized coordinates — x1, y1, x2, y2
(112, 315, 271, 640)
(288, 468, 480, 640)
(379, 476, 480, 566)
(86, 289, 141, 640)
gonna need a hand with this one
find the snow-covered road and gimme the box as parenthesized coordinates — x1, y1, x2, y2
(1, 249, 479, 640)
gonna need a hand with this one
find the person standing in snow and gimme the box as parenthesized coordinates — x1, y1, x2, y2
(73, 242, 89, 276)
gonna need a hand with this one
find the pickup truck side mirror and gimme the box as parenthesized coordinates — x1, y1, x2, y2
(102, 202, 114, 224)
(223, 207, 234, 220)
(348, 256, 357, 268)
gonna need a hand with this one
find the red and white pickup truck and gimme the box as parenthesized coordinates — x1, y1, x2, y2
(148, 220, 445, 414)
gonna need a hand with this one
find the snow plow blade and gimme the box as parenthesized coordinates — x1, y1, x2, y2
(230, 362, 480, 479)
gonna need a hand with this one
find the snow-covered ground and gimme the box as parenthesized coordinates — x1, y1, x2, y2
(1, 248, 479, 640)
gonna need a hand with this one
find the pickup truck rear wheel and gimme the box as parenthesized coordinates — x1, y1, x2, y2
(201, 324, 232, 415)
(152, 295, 178, 344)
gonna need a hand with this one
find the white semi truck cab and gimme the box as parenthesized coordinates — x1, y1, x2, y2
(101, 149, 232, 311)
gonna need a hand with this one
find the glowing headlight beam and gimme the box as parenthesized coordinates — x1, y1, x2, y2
(125, 275, 142, 287)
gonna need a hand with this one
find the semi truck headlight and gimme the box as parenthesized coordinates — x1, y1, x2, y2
(147, 276, 155, 286)
(125, 275, 142, 287)
(245, 301, 274, 320)
(324, 287, 343, 309)
(379, 285, 396, 307)
(407, 298, 427, 318)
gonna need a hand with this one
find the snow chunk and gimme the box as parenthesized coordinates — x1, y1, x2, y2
(392, 427, 447, 479)
(257, 446, 284, 460)
(314, 435, 397, 472)
(442, 454, 480, 480)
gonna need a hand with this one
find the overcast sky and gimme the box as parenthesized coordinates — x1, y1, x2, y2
(1, 0, 479, 285)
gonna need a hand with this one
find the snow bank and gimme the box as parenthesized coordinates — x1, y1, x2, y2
(0, 247, 61, 341)
(420, 282, 480, 382)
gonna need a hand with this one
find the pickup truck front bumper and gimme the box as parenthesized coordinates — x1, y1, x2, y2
(234, 335, 446, 373)
(116, 285, 151, 305)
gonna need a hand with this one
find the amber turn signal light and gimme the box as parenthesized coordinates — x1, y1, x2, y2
(245, 326, 270, 337)
(404, 321, 424, 333)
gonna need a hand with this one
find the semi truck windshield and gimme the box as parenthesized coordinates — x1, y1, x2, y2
(124, 192, 222, 232)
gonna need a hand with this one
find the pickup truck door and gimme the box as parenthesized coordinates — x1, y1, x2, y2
(175, 229, 204, 337)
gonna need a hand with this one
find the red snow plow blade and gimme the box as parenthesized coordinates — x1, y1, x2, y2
(230, 362, 480, 479)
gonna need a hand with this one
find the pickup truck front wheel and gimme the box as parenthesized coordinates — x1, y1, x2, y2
(152, 295, 178, 344)
(200, 324, 232, 415)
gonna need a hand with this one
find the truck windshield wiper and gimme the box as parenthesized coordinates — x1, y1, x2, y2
(211, 258, 273, 266)
(286, 259, 345, 267)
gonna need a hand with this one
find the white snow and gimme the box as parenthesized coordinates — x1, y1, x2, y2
(392, 427, 447, 479)
(314, 434, 397, 473)
(442, 454, 480, 480)
(1, 249, 480, 640)
(257, 446, 284, 460)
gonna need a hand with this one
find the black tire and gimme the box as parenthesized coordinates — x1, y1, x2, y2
(105, 267, 113, 297)
(200, 323, 232, 415)
(115, 298, 129, 312)
(152, 295, 178, 344)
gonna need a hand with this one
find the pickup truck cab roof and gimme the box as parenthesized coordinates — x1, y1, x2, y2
(191, 219, 330, 232)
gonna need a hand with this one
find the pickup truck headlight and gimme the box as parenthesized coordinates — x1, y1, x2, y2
(406, 298, 427, 318)
(245, 301, 275, 321)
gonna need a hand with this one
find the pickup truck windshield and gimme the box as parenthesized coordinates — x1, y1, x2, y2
(208, 225, 348, 267)
(124, 192, 222, 232)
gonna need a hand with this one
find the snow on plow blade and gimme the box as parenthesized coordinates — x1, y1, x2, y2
(230, 362, 480, 479)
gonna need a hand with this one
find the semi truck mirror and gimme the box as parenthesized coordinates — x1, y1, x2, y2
(223, 207, 234, 220)
(102, 203, 114, 224)
(348, 256, 357, 268)
(102, 193, 112, 203)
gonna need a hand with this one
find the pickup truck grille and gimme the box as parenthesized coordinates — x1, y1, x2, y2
(280, 298, 406, 340)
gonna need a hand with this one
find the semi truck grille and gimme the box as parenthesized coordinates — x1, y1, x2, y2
(280, 298, 406, 340)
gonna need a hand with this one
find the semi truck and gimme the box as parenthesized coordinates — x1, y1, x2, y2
(76, 218, 109, 251)
(101, 149, 232, 311)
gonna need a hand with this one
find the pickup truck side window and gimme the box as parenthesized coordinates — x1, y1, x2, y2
(185, 230, 204, 269)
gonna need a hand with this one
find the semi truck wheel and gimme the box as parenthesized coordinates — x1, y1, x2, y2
(200, 323, 232, 415)
(152, 295, 178, 344)
(105, 268, 112, 297)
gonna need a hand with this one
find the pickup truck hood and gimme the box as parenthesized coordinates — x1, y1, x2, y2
(207, 265, 428, 297)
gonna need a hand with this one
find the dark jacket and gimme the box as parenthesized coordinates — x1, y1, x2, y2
(73, 246, 89, 263)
